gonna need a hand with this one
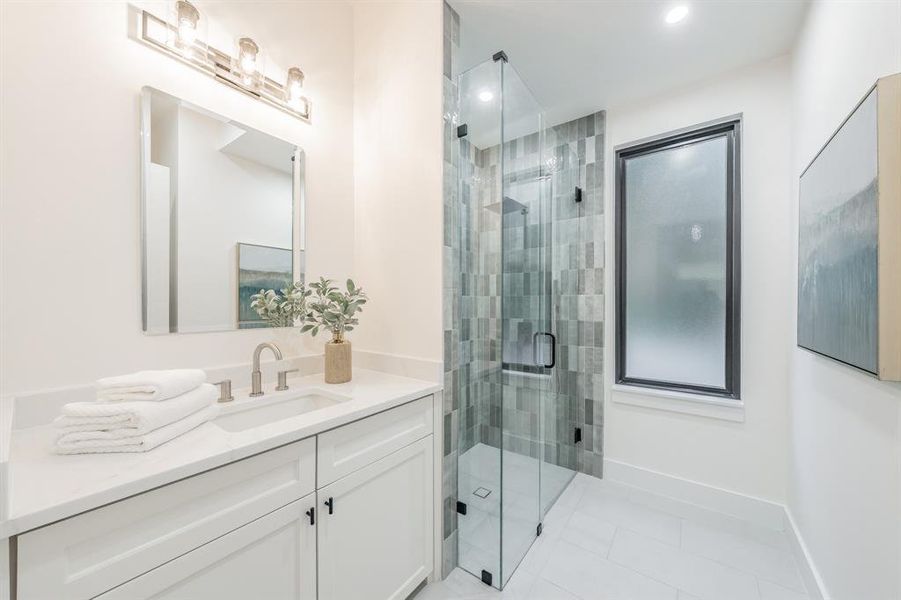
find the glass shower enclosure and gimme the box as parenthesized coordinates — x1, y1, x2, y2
(454, 54, 575, 589)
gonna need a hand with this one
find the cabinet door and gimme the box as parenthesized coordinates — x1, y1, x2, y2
(97, 496, 317, 600)
(318, 436, 433, 600)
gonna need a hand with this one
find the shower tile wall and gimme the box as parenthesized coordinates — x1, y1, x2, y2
(553, 114, 606, 477)
(481, 115, 607, 477)
(463, 141, 503, 456)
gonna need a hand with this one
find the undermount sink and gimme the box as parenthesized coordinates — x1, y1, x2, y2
(214, 390, 349, 432)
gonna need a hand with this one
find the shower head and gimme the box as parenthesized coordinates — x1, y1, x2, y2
(487, 196, 528, 214)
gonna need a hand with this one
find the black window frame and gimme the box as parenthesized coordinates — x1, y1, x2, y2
(614, 117, 742, 400)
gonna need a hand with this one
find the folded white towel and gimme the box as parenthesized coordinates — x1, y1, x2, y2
(97, 369, 206, 402)
(55, 404, 219, 455)
(55, 383, 217, 436)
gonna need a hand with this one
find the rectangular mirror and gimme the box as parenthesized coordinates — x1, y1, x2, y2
(141, 86, 305, 334)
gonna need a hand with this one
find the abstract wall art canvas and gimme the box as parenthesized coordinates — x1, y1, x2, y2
(798, 89, 878, 373)
(237, 243, 293, 329)
(798, 74, 901, 380)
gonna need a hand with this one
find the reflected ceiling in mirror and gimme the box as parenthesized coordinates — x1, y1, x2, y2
(141, 87, 305, 334)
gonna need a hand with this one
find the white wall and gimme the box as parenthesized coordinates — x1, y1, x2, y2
(175, 106, 292, 332)
(604, 57, 794, 504)
(789, 2, 901, 598)
(0, 0, 355, 394)
(351, 1, 444, 363)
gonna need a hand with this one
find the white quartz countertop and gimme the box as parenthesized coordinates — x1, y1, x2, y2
(1, 369, 440, 537)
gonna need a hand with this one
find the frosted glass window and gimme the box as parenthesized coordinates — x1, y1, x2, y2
(616, 121, 740, 398)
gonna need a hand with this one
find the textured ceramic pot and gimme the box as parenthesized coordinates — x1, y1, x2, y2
(324, 339, 352, 383)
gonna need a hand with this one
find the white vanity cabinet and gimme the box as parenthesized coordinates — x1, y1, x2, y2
(14, 395, 435, 600)
(316, 398, 434, 600)
(16, 438, 318, 600)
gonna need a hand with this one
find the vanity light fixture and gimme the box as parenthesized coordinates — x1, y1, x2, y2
(175, 0, 199, 47)
(137, 4, 312, 122)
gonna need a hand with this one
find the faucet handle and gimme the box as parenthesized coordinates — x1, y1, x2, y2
(213, 379, 234, 403)
(276, 368, 299, 392)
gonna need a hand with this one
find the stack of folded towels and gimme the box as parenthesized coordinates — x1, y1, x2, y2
(54, 369, 219, 455)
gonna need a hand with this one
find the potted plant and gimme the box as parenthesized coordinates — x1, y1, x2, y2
(301, 278, 367, 383)
(250, 278, 367, 384)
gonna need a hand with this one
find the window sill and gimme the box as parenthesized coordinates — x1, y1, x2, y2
(611, 384, 745, 422)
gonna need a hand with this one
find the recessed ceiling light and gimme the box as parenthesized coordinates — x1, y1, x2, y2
(478, 90, 494, 102)
(665, 5, 689, 24)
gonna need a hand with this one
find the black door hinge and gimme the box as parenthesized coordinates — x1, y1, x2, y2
(537, 522, 543, 536)
(456, 500, 468, 515)
(457, 124, 468, 138)
(574, 427, 583, 444)
(574, 186, 583, 203)
(481, 570, 493, 586)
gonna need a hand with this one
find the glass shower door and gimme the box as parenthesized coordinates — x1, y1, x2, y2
(456, 57, 505, 588)
(499, 59, 550, 589)
(456, 55, 557, 590)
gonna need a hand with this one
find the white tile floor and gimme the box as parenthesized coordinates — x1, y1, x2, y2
(418, 474, 809, 600)
(457, 444, 576, 585)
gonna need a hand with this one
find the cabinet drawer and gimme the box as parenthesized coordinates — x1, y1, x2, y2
(317, 395, 433, 487)
(96, 497, 317, 600)
(17, 437, 315, 600)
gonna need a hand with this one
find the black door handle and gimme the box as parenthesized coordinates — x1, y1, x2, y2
(306, 507, 315, 525)
(532, 332, 556, 369)
(324, 497, 334, 514)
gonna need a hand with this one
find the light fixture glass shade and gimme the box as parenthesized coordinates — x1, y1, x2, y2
(175, 1, 199, 45)
(286, 67, 304, 102)
(235, 37, 264, 89)
(285, 67, 306, 112)
(165, 0, 206, 61)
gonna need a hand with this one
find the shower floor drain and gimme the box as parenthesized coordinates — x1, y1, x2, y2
(473, 487, 492, 498)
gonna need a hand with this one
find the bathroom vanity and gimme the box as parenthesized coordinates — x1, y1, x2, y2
(0, 369, 442, 600)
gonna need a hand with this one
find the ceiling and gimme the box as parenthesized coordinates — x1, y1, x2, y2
(219, 125, 296, 175)
(449, 0, 809, 132)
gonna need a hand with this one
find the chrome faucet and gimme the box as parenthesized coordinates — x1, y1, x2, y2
(250, 342, 283, 397)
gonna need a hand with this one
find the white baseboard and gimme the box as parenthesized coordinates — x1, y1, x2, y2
(604, 458, 786, 530)
(784, 507, 829, 600)
(604, 458, 827, 599)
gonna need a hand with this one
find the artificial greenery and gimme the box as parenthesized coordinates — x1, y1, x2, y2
(249, 282, 310, 328)
(300, 277, 367, 343)
(250, 277, 366, 343)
